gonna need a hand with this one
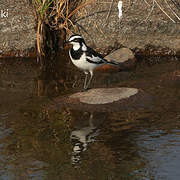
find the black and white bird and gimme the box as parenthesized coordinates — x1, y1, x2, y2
(66, 34, 120, 90)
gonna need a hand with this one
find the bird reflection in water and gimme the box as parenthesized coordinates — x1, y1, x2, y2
(70, 113, 100, 166)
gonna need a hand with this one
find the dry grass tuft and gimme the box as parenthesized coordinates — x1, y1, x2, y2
(32, 0, 95, 55)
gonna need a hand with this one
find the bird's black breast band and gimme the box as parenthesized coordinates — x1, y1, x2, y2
(70, 48, 83, 60)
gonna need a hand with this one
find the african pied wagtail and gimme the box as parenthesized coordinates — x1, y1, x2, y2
(66, 34, 120, 90)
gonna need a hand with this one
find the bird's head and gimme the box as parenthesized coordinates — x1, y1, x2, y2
(65, 34, 87, 51)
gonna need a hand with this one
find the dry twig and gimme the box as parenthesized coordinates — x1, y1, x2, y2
(154, 0, 176, 23)
(165, 0, 180, 21)
(103, 0, 114, 27)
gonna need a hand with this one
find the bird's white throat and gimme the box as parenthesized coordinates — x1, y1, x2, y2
(72, 42, 81, 51)
(72, 42, 87, 51)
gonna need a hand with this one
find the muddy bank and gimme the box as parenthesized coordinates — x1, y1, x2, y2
(0, 0, 180, 57)
(75, 0, 180, 50)
(0, 0, 36, 56)
(0, 48, 37, 58)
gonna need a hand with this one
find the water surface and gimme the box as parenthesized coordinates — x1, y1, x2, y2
(0, 57, 180, 179)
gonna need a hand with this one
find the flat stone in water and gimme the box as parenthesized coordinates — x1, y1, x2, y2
(70, 88, 138, 105)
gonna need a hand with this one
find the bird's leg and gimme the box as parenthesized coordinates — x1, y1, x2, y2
(83, 71, 88, 90)
(85, 71, 93, 90)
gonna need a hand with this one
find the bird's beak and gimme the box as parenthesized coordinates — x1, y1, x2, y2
(64, 41, 72, 50)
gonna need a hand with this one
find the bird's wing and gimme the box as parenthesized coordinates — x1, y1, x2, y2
(86, 47, 107, 64)
(86, 47, 120, 66)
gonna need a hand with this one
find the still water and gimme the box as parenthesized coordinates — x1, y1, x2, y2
(0, 58, 180, 179)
